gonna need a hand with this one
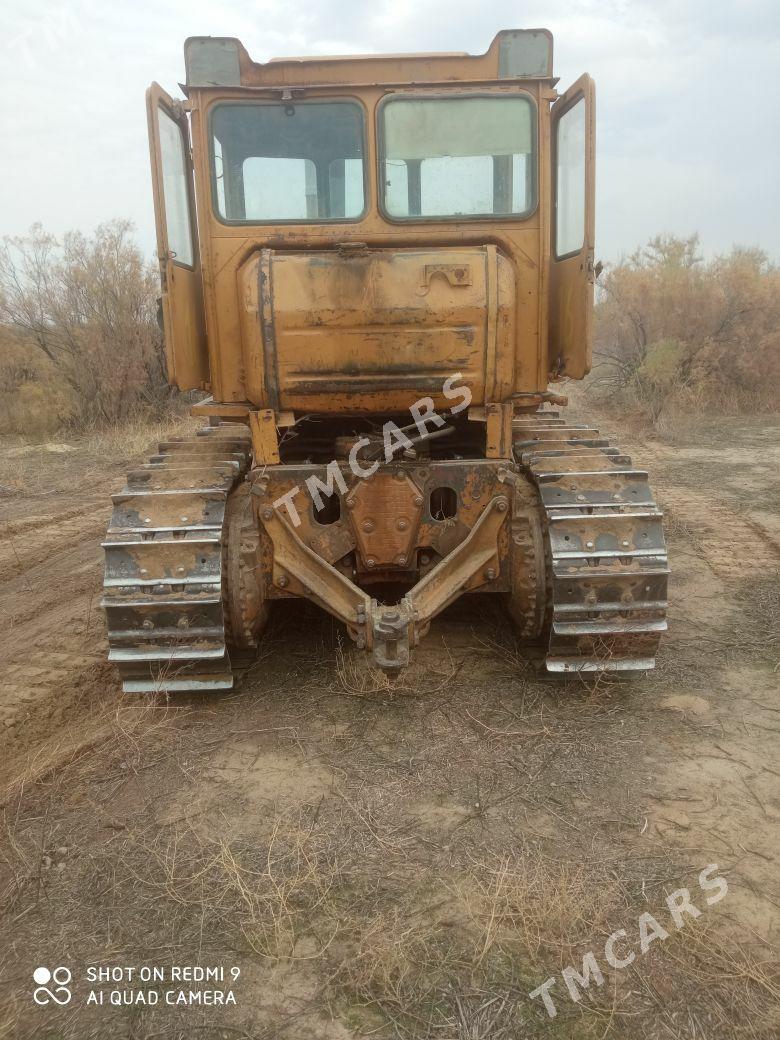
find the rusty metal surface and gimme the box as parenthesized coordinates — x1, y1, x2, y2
(102, 423, 252, 693)
(484, 402, 514, 458)
(254, 489, 372, 636)
(249, 458, 516, 670)
(349, 471, 423, 570)
(251, 458, 509, 583)
(240, 246, 516, 414)
(369, 601, 416, 671)
(501, 469, 547, 640)
(185, 87, 550, 409)
(408, 494, 508, 626)
(249, 408, 281, 465)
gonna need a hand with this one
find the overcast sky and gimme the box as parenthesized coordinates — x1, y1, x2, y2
(1, 0, 778, 262)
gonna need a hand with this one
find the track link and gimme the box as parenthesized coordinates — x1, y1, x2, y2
(513, 411, 669, 673)
(102, 423, 252, 693)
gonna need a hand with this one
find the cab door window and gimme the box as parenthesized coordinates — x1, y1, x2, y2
(555, 98, 586, 258)
(157, 109, 195, 267)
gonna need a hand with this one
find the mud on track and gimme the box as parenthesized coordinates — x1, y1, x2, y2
(0, 416, 779, 1040)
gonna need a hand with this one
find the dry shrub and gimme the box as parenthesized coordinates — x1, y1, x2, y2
(334, 851, 619, 1034)
(0, 327, 75, 435)
(0, 221, 176, 433)
(453, 852, 615, 968)
(127, 812, 342, 963)
(591, 234, 780, 425)
(334, 856, 780, 1037)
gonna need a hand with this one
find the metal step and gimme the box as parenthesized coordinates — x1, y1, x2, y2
(122, 676, 234, 693)
(552, 618, 668, 636)
(546, 656, 658, 673)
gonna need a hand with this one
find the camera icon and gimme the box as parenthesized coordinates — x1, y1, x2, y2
(33, 966, 72, 1006)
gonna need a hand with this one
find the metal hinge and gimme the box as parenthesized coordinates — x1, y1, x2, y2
(586, 254, 603, 283)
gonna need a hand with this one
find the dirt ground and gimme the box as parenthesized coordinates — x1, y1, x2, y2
(1, 409, 779, 1040)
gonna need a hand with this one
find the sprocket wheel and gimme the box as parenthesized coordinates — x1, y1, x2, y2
(506, 483, 550, 643)
(223, 483, 269, 658)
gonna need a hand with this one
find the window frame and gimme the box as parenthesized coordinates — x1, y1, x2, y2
(376, 89, 538, 225)
(208, 97, 370, 226)
(552, 89, 587, 261)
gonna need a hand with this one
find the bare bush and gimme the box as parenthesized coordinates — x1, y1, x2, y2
(591, 233, 780, 423)
(0, 221, 172, 431)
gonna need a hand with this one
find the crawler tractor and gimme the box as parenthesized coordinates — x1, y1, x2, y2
(102, 30, 668, 692)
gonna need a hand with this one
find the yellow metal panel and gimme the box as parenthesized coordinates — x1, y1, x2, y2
(250, 407, 280, 465)
(485, 403, 514, 459)
(146, 84, 209, 392)
(249, 409, 281, 465)
(192, 30, 554, 89)
(234, 245, 517, 414)
(184, 78, 553, 410)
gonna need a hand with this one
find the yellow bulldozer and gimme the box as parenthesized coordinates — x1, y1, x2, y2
(102, 29, 668, 692)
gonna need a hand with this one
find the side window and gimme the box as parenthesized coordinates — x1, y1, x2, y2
(555, 98, 586, 258)
(157, 109, 195, 268)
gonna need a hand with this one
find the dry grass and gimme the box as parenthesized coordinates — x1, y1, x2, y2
(734, 576, 780, 646)
(82, 409, 200, 462)
(454, 852, 615, 967)
(123, 810, 342, 964)
(0, 409, 201, 504)
(3, 678, 780, 1039)
(330, 855, 780, 1038)
(0, 691, 182, 808)
(328, 848, 620, 1037)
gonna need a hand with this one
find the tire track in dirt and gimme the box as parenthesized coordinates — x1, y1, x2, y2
(0, 496, 117, 773)
(656, 485, 780, 581)
(0, 503, 110, 582)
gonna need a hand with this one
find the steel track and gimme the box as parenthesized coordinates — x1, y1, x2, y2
(513, 411, 669, 672)
(102, 423, 252, 693)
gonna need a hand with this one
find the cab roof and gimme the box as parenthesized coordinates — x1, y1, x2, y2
(183, 30, 554, 91)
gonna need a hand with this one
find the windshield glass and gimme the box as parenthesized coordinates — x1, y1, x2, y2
(211, 102, 366, 223)
(380, 95, 536, 220)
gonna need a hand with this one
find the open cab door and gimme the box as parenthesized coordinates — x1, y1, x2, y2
(549, 75, 596, 379)
(147, 83, 209, 390)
